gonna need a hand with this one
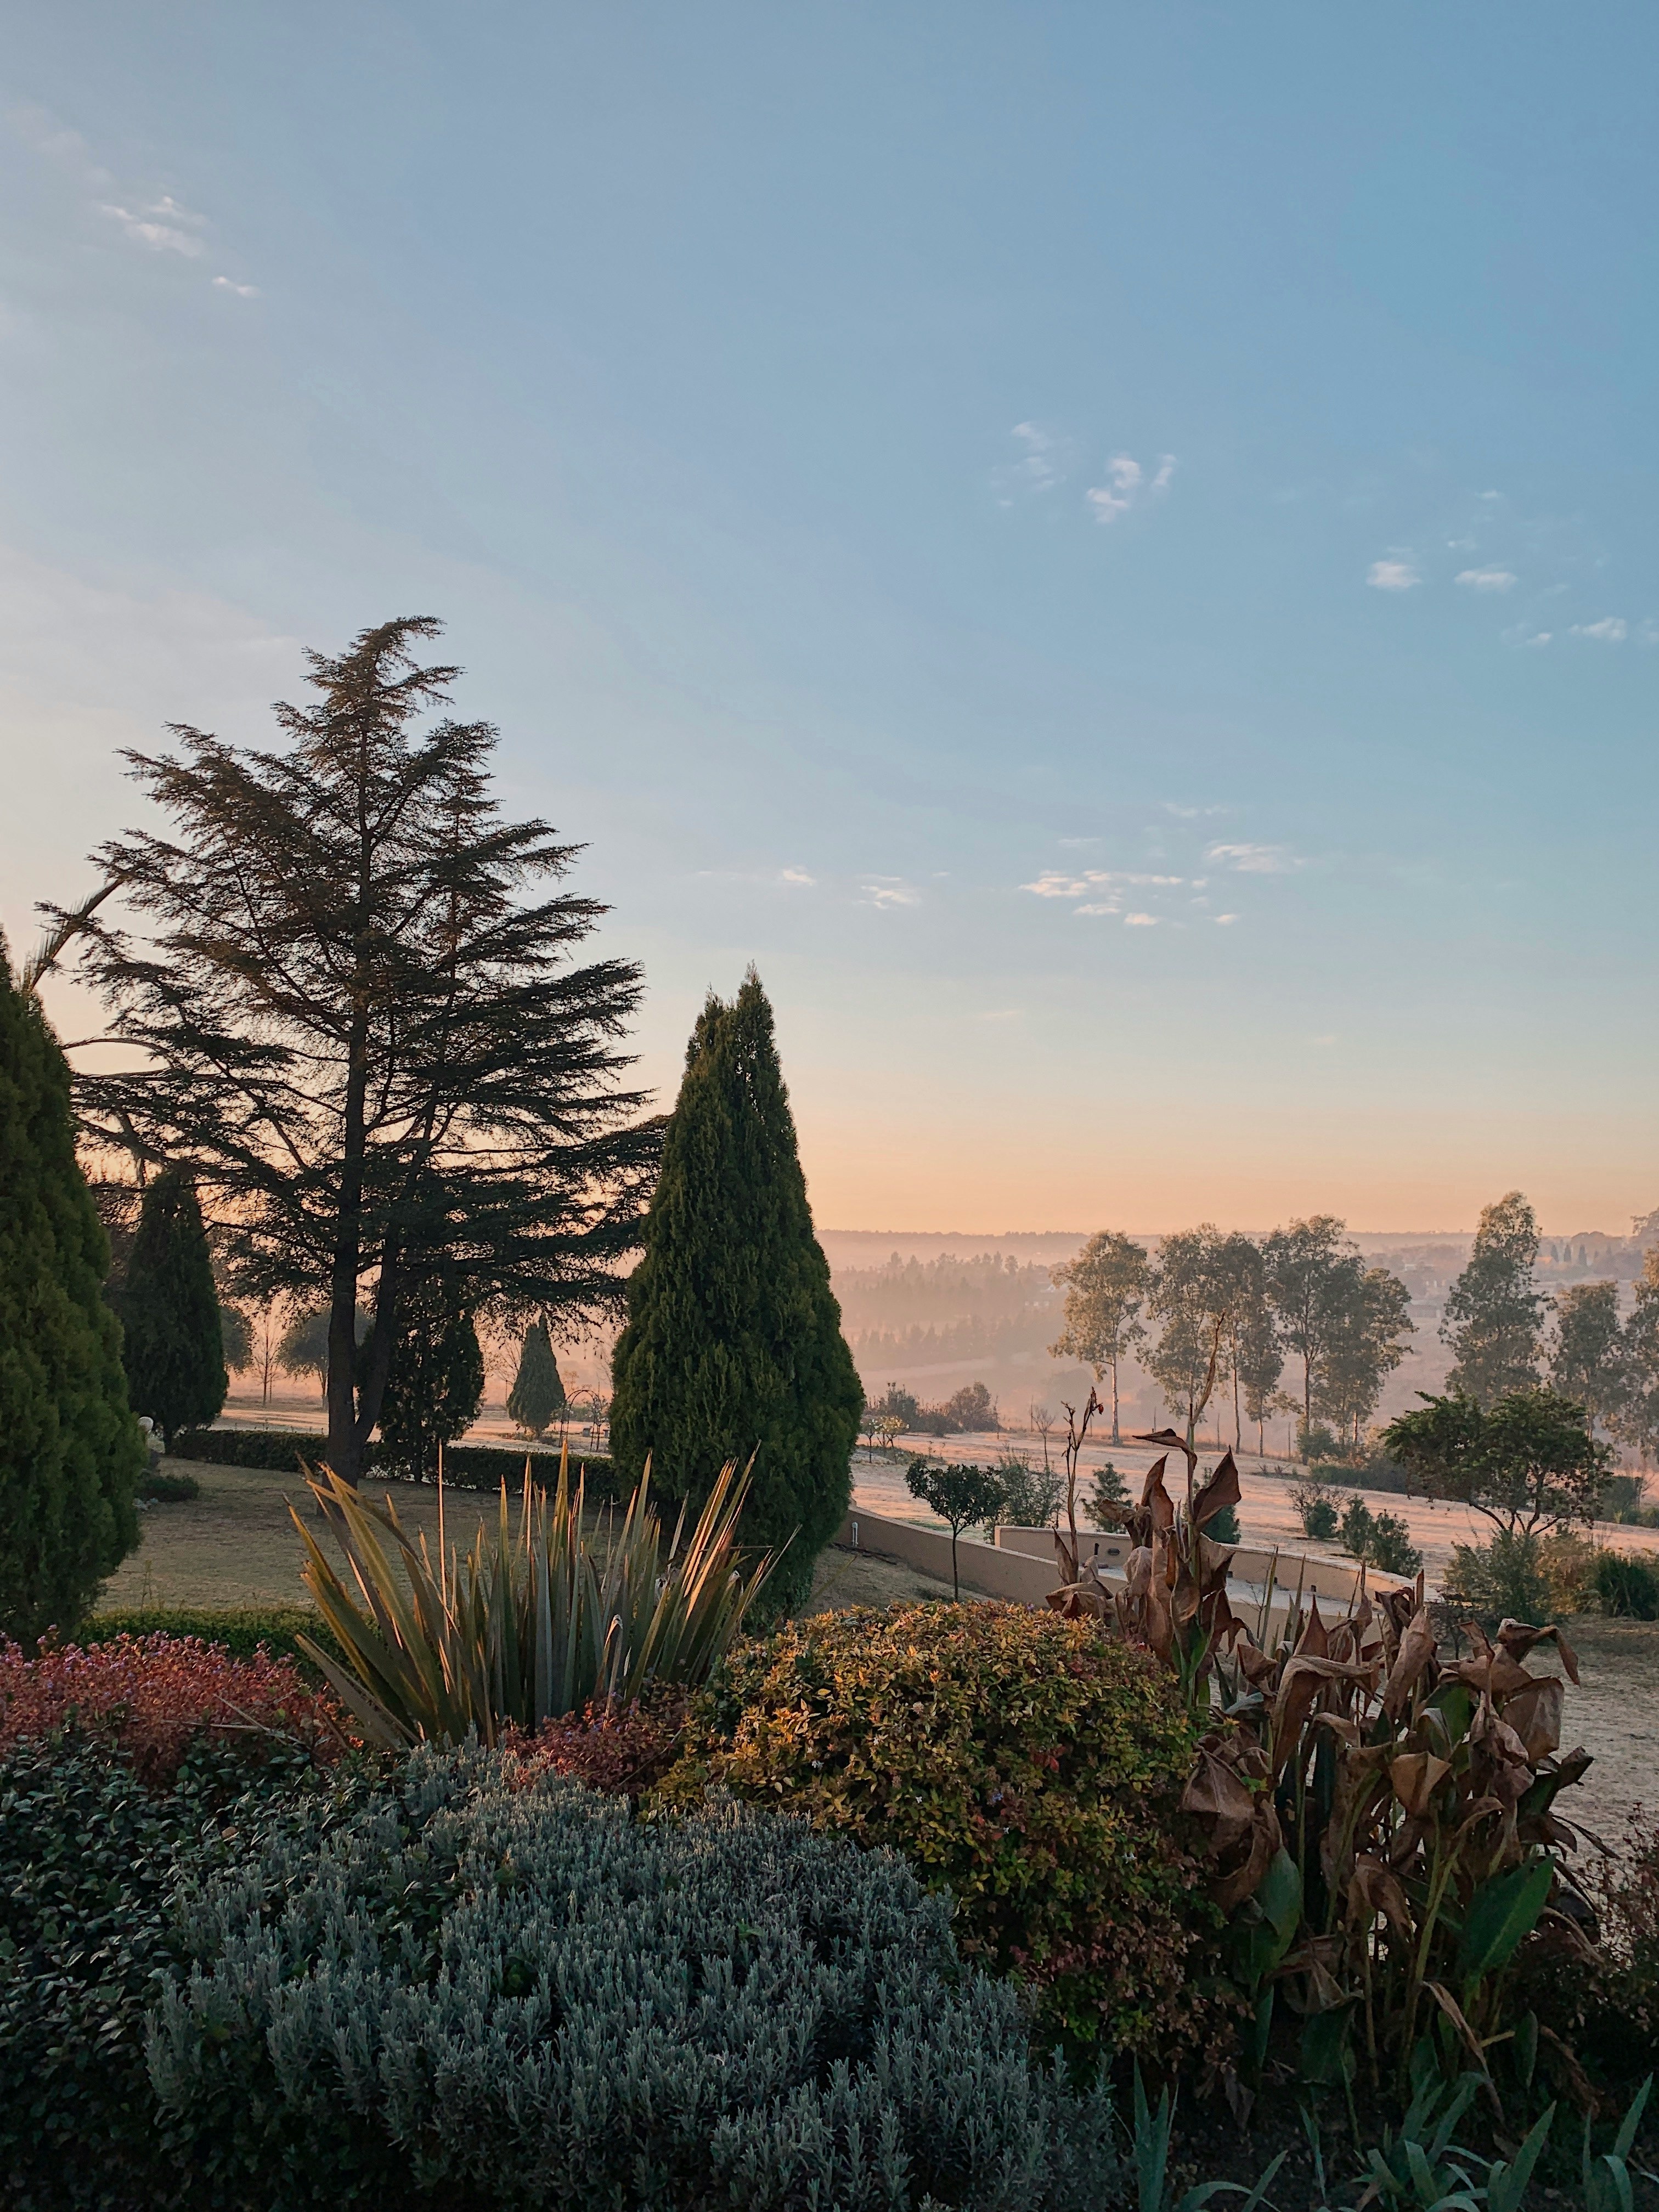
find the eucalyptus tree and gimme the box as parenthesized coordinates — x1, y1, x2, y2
(1049, 1230, 1148, 1443)
(55, 618, 657, 1485)
(1549, 1279, 1628, 1439)
(1441, 1191, 1545, 1406)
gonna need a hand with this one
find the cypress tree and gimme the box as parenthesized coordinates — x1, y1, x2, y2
(0, 941, 143, 1638)
(507, 1319, 566, 1438)
(610, 972, 861, 1611)
(118, 1164, 228, 1446)
(377, 1277, 486, 1481)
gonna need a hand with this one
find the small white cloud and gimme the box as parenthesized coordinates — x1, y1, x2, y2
(995, 421, 1075, 504)
(1206, 842, 1300, 874)
(1085, 451, 1173, 524)
(1502, 624, 1553, 649)
(1571, 617, 1627, 642)
(1073, 901, 1123, 917)
(1057, 834, 1101, 847)
(861, 880, 919, 909)
(777, 866, 815, 886)
(1123, 912, 1159, 927)
(1477, 490, 1503, 501)
(98, 200, 206, 256)
(1455, 568, 1517, 592)
(1215, 914, 1239, 926)
(1368, 560, 1420, 591)
(1022, 871, 1092, 899)
(213, 275, 259, 297)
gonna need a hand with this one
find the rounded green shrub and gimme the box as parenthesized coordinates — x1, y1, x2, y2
(658, 1600, 1214, 2059)
(1593, 1548, 1659, 1621)
(151, 1746, 1110, 2210)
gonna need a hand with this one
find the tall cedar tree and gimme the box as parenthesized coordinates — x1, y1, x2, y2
(609, 973, 861, 1611)
(507, 1318, 566, 1437)
(377, 1274, 485, 1481)
(117, 1164, 227, 1446)
(57, 619, 657, 1483)
(0, 941, 143, 1637)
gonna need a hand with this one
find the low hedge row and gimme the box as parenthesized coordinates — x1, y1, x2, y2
(168, 1425, 617, 1496)
(83, 1605, 346, 1677)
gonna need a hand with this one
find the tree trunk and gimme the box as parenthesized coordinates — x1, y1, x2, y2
(327, 999, 372, 1485)
(1110, 1356, 1120, 1444)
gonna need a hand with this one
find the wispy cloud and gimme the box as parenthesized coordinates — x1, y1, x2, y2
(995, 421, 1077, 505)
(1086, 452, 1176, 524)
(1502, 625, 1552, 649)
(1215, 914, 1239, 926)
(777, 866, 815, 886)
(1367, 559, 1420, 592)
(861, 878, 920, 909)
(1023, 868, 1182, 899)
(1162, 800, 1226, 819)
(213, 275, 259, 298)
(1455, 567, 1517, 592)
(99, 198, 207, 256)
(1206, 842, 1301, 874)
(1570, 617, 1627, 642)
(1123, 912, 1159, 927)
(1073, 901, 1121, 917)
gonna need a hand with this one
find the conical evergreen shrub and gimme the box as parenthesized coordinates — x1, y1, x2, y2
(377, 1276, 485, 1482)
(507, 1317, 565, 1437)
(0, 942, 143, 1638)
(119, 1164, 227, 1447)
(610, 971, 861, 1611)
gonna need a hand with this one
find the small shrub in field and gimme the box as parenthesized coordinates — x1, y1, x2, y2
(1290, 1476, 1339, 1543)
(1444, 1531, 1554, 1623)
(150, 1747, 1111, 2211)
(0, 1632, 340, 1783)
(1339, 1497, 1422, 1577)
(1594, 1549, 1659, 1620)
(657, 1600, 1215, 2059)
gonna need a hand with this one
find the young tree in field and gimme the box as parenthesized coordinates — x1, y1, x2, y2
(1261, 1215, 1363, 1439)
(1049, 1232, 1149, 1442)
(1144, 1226, 1233, 1447)
(609, 972, 862, 1612)
(1549, 1280, 1628, 1440)
(1616, 1250, 1659, 1464)
(1441, 1192, 1544, 1407)
(507, 1317, 566, 1438)
(55, 619, 655, 1486)
(1084, 1459, 1131, 1531)
(904, 1455, 1006, 1600)
(1211, 1233, 1273, 1452)
(944, 1380, 997, 1432)
(1384, 1386, 1610, 1540)
(116, 1164, 227, 1446)
(1316, 1266, 1415, 1451)
(1236, 1290, 1284, 1457)
(377, 1273, 485, 1482)
(0, 943, 143, 1638)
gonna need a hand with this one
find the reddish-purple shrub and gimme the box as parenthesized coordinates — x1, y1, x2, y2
(504, 1694, 688, 1799)
(0, 1632, 342, 1784)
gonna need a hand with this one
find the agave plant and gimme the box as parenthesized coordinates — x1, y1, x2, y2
(290, 1453, 772, 1748)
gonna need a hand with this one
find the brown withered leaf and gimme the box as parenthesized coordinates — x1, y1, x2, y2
(1182, 1745, 1257, 1853)
(1233, 1633, 1279, 1689)
(1209, 1797, 1282, 1912)
(1140, 1456, 1176, 1533)
(1389, 1751, 1452, 1816)
(1296, 1593, 1331, 1661)
(1193, 1450, 1242, 1530)
(1447, 1647, 1537, 1700)
(1496, 1619, 1581, 1686)
(1502, 1675, 1564, 1762)
(1381, 1604, 1437, 1719)
(1348, 1853, 1413, 1936)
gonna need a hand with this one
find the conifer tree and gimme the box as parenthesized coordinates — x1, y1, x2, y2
(377, 1275, 484, 1481)
(507, 1318, 565, 1438)
(117, 1164, 227, 1446)
(0, 941, 143, 1638)
(610, 972, 861, 1611)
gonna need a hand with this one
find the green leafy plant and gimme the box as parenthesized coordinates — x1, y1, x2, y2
(1593, 1550, 1659, 1620)
(149, 1742, 1116, 2212)
(659, 1599, 1213, 2059)
(1293, 1476, 1341, 1543)
(1339, 1496, 1424, 1577)
(292, 1454, 771, 1746)
(1127, 2063, 1286, 2212)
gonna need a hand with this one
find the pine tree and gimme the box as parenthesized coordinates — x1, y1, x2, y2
(507, 1319, 566, 1438)
(377, 1276, 485, 1481)
(117, 1165, 227, 1446)
(610, 973, 862, 1611)
(0, 942, 143, 1638)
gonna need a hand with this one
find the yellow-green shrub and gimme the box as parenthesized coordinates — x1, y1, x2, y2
(657, 1600, 1215, 2059)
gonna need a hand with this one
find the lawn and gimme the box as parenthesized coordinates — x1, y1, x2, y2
(99, 1454, 956, 1616)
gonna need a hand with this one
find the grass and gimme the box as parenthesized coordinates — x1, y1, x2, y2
(97, 1455, 956, 1620)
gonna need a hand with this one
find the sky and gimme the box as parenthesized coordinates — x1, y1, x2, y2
(2, 3, 1656, 1236)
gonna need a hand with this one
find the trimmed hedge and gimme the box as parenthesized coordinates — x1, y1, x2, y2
(168, 1425, 616, 1496)
(84, 1605, 345, 1677)
(658, 1600, 1218, 2062)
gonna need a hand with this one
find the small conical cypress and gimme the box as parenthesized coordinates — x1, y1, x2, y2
(507, 1319, 565, 1438)
(0, 942, 143, 1638)
(118, 1164, 228, 1447)
(610, 971, 861, 1611)
(377, 1276, 486, 1482)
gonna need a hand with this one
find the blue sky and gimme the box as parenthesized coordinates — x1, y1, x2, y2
(2, 4, 1655, 1232)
